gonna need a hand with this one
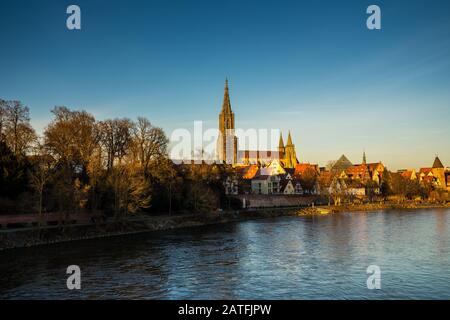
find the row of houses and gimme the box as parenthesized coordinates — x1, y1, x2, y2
(398, 156, 450, 191)
(226, 153, 386, 196)
(225, 153, 449, 197)
(225, 159, 320, 195)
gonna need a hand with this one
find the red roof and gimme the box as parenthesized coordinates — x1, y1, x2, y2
(419, 168, 432, 175)
(345, 164, 369, 178)
(294, 163, 318, 176)
(401, 170, 416, 179)
(236, 164, 259, 179)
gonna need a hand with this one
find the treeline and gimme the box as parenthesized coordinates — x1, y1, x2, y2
(0, 99, 232, 218)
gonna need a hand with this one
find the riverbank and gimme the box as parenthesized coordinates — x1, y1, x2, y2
(0, 209, 296, 251)
(296, 202, 449, 216)
(1, 202, 448, 251)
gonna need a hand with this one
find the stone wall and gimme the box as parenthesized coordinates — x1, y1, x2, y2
(237, 194, 322, 208)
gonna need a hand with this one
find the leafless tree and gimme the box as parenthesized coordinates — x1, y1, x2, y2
(131, 117, 168, 177)
(1, 100, 36, 155)
(98, 118, 133, 169)
(29, 142, 54, 223)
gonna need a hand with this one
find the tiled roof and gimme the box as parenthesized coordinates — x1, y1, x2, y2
(241, 165, 259, 179)
(419, 167, 432, 174)
(332, 154, 353, 171)
(294, 163, 319, 175)
(345, 164, 369, 177)
(401, 170, 416, 179)
(432, 156, 444, 169)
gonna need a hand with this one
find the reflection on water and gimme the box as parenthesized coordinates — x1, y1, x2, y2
(0, 209, 449, 299)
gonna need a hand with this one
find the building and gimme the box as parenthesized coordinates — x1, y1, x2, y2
(419, 156, 446, 189)
(446, 170, 450, 191)
(331, 153, 384, 185)
(399, 169, 418, 180)
(216, 79, 298, 167)
(217, 79, 238, 164)
(431, 156, 446, 189)
(251, 174, 281, 195)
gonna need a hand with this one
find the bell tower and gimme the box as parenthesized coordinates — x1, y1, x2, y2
(284, 131, 298, 168)
(217, 79, 238, 164)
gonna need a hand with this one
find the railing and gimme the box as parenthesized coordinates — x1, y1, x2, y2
(0, 212, 103, 229)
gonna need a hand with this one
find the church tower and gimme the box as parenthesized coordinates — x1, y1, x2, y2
(217, 79, 238, 164)
(284, 131, 298, 168)
(278, 133, 285, 160)
(431, 156, 445, 188)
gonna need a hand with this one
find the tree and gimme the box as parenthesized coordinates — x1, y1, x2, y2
(98, 118, 133, 170)
(131, 117, 168, 177)
(0, 99, 6, 140)
(184, 182, 218, 214)
(391, 173, 407, 202)
(29, 143, 54, 222)
(0, 141, 29, 199)
(379, 168, 392, 200)
(299, 167, 318, 194)
(1, 100, 36, 156)
(44, 107, 99, 217)
(45, 106, 98, 168)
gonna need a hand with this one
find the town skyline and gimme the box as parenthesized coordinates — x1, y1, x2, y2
(6, 78, 447, 172)
(1, 0, 449, 170)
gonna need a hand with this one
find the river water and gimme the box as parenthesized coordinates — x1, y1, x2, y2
(0, 208, 449, 299)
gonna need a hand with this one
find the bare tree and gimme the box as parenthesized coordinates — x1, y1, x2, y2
(45, 106, 98, 167)
(0, 99, 6, 140)
(44, 107, 99, 218)
(299, 167, 318, 194)
(131, 117, 168, 177)
(98, 118, 133, 169)
(2, 100, 36, 156)
(29, 142, 54, 224)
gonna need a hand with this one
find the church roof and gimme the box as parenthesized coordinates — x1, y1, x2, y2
(432, 156, 444, 169)
(238, 150, 281, 160)
(332, 155, 353, 171)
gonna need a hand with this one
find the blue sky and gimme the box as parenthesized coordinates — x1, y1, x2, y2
(1, 0, 449, 170)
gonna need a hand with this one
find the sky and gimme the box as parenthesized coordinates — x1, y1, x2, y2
(1, 0, 449, 170)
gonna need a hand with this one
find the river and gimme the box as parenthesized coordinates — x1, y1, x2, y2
(1, 208, 449, 299)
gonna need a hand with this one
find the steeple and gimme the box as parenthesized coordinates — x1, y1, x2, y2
(284, 131, 297, 169)
(432, 156, 444, 169)
(221, 78, 232, 114)
(362, 150, 367, 165)
(217, 78, 237, 164)
(278, 132, 285, 159)
(278, 133, 284, 149)
(286, 131, 293, 146)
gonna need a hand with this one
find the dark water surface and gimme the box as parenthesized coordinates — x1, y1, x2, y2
(1, 209, 450, 299)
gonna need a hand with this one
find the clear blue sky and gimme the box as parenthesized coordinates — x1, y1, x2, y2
(1, 0, 449, 170)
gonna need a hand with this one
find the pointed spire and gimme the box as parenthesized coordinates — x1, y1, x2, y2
(221, 78, 232, 114)
(362, 150, 367, 165)
(286, 131, 293, 145)
(432, 156, 444, 168)
(278, 132, 284, 149)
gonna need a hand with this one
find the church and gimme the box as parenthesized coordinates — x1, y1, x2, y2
(216, 79, 298, 168)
